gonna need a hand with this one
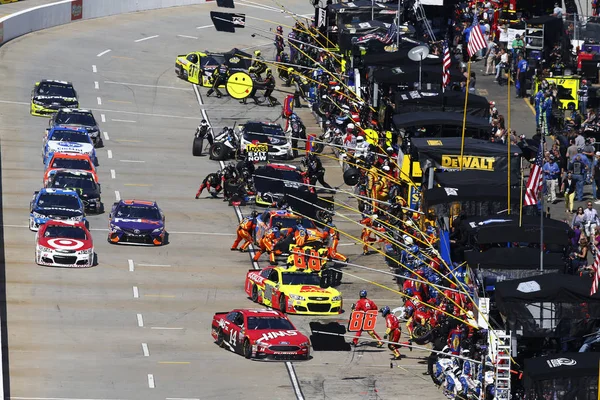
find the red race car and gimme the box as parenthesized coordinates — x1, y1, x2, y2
(211, 308, 310, 360)
(35, 220, 94, 267)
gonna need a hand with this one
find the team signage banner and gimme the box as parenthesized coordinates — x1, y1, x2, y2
(210, 11, 246, 32)
(245, 143, 268, 162)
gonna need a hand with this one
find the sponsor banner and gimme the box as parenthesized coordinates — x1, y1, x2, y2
(245, 143, 268, 162)
(71, 0, 83, 21)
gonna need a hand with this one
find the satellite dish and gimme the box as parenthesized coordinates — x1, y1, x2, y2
(408, 45, 430, 62)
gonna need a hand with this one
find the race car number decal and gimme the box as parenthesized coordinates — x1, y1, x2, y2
(348, 310, 378, 332)
(47, 238, 85, 250)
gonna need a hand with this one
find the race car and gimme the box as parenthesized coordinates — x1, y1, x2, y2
(253, 163, 309, 207)
(46, 170, 103, 214)
(30, 80, 79, 117)
(240, 122, 293, 160)
(175, 48, 252, 86)
(254, 209, 324, 245)
(35, 220, 94, 268)
(108, 199, 166, 245)
(43, 126, 98, 166)
(211, 308, 310, 360)
(245, 266, 342, 314)
(29, 188, 87, 231)
(43, 153, 98, 186)
(49, 108, 103, 147)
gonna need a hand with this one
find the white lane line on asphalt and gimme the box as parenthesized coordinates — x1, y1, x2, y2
(101, 113, 106, 123)
(94, 81, 99, 90)
(240, 0, 281, 11)
(103, 132, 110, 141)
(133, 286, 139, 298)
(92, 65, 97, 73)
(97, 97, 102, 105)
(111, 119, 137, 123)
(97, 49, 112, 57)
(107, 150, 113, 159)
(137, 263, 171, 267)
(135, 35, 159, 43)
(150, 327, 184, 330)
(128, 259, 134, 272)
(115, 190, 121, 201)
(237, 2, 279, 11)
(166, 398, 200, 400)
(147, 374, 155, 389)
(11, 398, 128, 400)
(110, 169, 116, 179)
(285, 362, 305, 400)
(285, 13, 313, 18)
(177, 35, 198, 39)
(119, 160, 145, 163)
(142, 343, 150, 357)
(240, 42, 272, 51)
(137, 314, 144, 327)
(104, 81, 192, 91)
(196, 25, 212, 29)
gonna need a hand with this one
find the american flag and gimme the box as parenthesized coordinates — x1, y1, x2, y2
(442, 41, 451, 90)
(590, 250, 600, 296)
(383, 23, 398, 43)
(467, 11, 487, 57)
(524, 142, 544, 206)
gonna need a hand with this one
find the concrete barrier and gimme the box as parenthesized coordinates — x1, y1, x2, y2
(0, 0, 214, 45)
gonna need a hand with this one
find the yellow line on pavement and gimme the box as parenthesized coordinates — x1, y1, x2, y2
(108, 100, 132, 104)
(158, 361, 190, 364)
(524, 98, 535, 115)
(112, 56, 135, 60)
(144, 294, 176, 298)
(124, 183, 153, 187)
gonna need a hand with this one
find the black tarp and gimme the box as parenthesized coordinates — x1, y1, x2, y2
(393, 112, 490, 130)
(373, 65, 463, 86)
(584, 22, 600, 42)
(435, 170, 512, 187)
(338, 20, 390, 49)
(423, 185, 521, 209)
(394, 90, 490, 118)
(459, 215, 572, 246)
(328, 0, 396, 13)
(364, 46, 442, 67)
(329, 0, 398, 26)
(496, 273, 600, 304)
(411, 137, 522, 173)
(524, 352, 600, 388)
(465, 248, 565, 270)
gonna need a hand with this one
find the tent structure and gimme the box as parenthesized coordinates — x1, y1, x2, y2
(465, 248, 565, 270)
(392, 112, 491, 138)
(394, 90, 490, 119)
(374, 65, 463, 86)
(364, 46, 442, 67)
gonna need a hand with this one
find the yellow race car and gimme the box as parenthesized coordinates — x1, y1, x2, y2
(31, 80, 79, 117)
(244, 266, 343, 315)
(174, 48, 253, 87)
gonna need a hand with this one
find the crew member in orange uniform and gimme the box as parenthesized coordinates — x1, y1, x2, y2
(253, 222, 283, 265)
(231, 211, 258, 252)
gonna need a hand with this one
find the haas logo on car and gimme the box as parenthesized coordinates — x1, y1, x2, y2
(258, 330, 298, 342)
(47, 239, 85, 250)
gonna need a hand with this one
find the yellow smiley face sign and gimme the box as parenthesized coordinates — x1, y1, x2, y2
(226, 72, 254, 99)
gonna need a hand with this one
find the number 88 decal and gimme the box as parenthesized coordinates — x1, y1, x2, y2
(348, 310, 378, 332)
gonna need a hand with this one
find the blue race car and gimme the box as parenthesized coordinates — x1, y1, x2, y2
(29, 188, 87, 231)
(43, 126, 98, 166)
(108, 199, 167, 245)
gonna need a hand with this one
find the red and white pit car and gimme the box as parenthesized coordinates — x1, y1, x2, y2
(35, 220, 94, 267)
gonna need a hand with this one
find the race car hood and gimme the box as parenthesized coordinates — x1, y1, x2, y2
(38, 235, 92, 251)
(33, 95, 78, 106)
(58, 186, 100, 200)
(247, 329, 308, 346)
(61, 124, 99, 134)
(287, 285, 341, 298)
(33, 206, 83, 218)
(111, 218, 164, 231)
(47, 140, 94, 155)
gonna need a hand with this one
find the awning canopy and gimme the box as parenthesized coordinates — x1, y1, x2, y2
(374, 65, 463, 85)
(495, 273, 600, 304)
(464, 248, 565, 270)
(394, 90, 490, 119)
(392, 112, 490, 130)
(524, 352, 600, 387)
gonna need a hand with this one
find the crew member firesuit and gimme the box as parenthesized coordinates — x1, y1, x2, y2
(352, 290, 384, 347)
(323, 215, 347, 262)
(380, 306, 402, 359)
(305, 153, 332, 189)
(360, 216, 386, 255)
(207, 64, 229, 98)
(259, 69, 277, 107)
(195, 171, 223, 199)
(231, 211, 258, 251)
(253, 222, 282, 264)
(248, 50, 267, 79)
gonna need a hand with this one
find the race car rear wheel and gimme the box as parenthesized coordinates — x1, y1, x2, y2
(242, 338, 252, 359)
(210, 142, 228, 161)
(216, 329, 225, 348)
(192, 137, 203, 156)
(279, 294, 286, 314)
(251, 284, 258, 303)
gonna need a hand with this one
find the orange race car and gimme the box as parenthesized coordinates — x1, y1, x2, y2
(43, 153, 98, 186)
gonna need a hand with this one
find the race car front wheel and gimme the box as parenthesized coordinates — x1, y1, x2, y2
(279, 294, 286, 314)
(216, 329, 225, 348)
(251, 284, 258, 303)
(243, 338, 252, 359)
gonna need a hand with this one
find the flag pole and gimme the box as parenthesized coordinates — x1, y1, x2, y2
(507, 74, 511, 214)
(459, 61, 471, 171)
(519, 158, 524, 227)
(540, 136, 546, 272)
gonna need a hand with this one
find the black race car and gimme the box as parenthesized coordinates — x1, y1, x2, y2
(31, 80, 79, 117)
(49, 108, 103, 147)
(47, 170, 103, 214)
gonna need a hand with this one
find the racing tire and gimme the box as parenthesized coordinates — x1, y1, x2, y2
(343, 168, 360, 186)
(242, 338, 252, 359)
(279, 294, 286, 314)
(210, 143, 228, 161)
(312, 142, 324, 154)
(84, 220, 90, 230)
(251, 284, 259, 303)
(216, 329, 225, 348)
(192, 137, 204, 157)
(411, 323, 432, 344)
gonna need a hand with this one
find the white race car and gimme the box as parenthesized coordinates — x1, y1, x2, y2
(35, 220, 94, 267)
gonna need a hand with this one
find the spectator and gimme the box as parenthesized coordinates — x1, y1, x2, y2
(562, 172, 577, 213)
(569, 148, 590, 201)
(485, 42, 498, 75)
(553, 3, 563, 18)
(566, 139, 578, 164)
(583, 202, 600, 239)
(516, 54, 529, 99)
(575, 130, 586, 148)
(543, 155, 561, 203)
(575, 236, 589, 267)
(494, 48, 508, 84)
(593, 152, 600, 204)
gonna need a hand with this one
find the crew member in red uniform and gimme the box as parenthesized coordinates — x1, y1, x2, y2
(352, 290, 384, 347)
(380, 306, 402, 359)
(231, 211, 258, 251)
(253, 222, 283, 265)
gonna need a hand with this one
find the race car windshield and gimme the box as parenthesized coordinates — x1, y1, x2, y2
(272, 217, 315, 229)
(44, 226, 87, 240)
(243, 124, 284, 142)
(50, 175, 97, 190)
(55, 113, 96, 126)
(37, 194, 81, 210)
(247, 317, 295, 330)
(51, 158, 91, 170)
(50, 130, 90, 143)
(281, 273, 321, 286)
(37, 83, 76, 98)
(117, 206, 161, 220)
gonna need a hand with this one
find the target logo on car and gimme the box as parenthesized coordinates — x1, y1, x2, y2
(47, 238, 85, 250)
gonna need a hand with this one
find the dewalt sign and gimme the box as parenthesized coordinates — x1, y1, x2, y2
(440, 155, 496, 171)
